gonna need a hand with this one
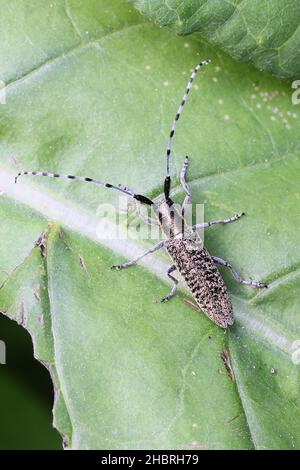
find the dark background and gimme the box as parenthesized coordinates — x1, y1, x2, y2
(0, 314, 61, 449)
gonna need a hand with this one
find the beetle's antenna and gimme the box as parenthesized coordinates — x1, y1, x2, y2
(15, 171, 153, 205)
(165, 59, 211, 178)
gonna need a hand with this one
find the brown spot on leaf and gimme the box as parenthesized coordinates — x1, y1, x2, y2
(79, 255, 90, 277)
(220, 349, 235, 381)
(18, 300, 27, 326)
(227, 415, 240, 424)
(38, 314, 45, 328)
(182, 299, 200, 312)
(35, 232, 47, 258)
(32, 283, 41, 302)
(58, 230, 64, 240)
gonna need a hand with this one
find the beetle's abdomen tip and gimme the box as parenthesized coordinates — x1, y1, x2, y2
(216, 316, 234, 329)
(224, 318, 235, 328)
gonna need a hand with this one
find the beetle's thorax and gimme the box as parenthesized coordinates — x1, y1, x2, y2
(153, 199, 191, 239)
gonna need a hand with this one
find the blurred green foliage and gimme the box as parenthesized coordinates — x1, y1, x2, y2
(0, 315, 61, 449)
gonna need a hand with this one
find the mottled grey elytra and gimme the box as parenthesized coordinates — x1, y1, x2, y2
(15, 60, 267, 328)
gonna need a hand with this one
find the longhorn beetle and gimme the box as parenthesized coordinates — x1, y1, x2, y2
(15, 59, 267, 328)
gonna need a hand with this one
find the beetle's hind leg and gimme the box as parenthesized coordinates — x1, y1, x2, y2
(180, 156, 191, 216)
(111, 240, 164, 270)
(161, 265, 178, 302)
(212, 256, 268, 288)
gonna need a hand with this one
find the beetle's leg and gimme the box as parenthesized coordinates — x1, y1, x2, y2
(135, 200, 159, 226)
(161, 265, 178, 302)
(192, 212, 245, 231)
(180, 156, 191, 216)
(111, 240, 164, 270)
(212, 256, 268, 288)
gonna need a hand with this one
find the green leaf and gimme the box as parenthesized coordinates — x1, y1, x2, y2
(0, 0, 300, 450)
(129, 0, 300, 81)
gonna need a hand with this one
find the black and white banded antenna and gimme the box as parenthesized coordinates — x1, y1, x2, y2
(14, 171, 153, 206)
(14, 60, 210, 207)
(165, 59, 211, 179)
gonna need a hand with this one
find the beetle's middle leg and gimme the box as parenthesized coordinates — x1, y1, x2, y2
(111, 240, 164, 270)
(192, 212, 245, 231)
(180, 156, 191, 216)
(161, 265, 178, 302)
(212, 256, 268, 288)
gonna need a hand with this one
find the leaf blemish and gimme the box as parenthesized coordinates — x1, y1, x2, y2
(182, 298, 200, 312)
(32, 283, 41, 302)
(227, 415, 240, 424)
(190, 440, 205, 449)
(38, 314, 45, 328)
(220, 350, 235, 381)
(79, 255, 90, 277)
(35, 232, 47, 258)
(18, 300, 28, 326)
